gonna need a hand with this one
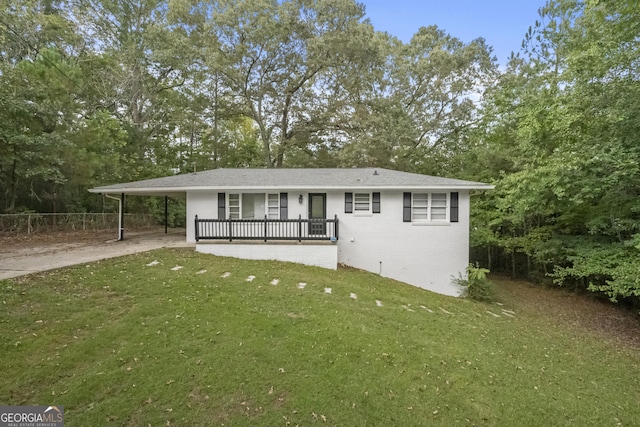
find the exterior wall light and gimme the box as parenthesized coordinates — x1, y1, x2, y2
(298, 194, 304, 204)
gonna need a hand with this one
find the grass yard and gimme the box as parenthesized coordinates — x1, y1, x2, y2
(1, 248, 639, 426)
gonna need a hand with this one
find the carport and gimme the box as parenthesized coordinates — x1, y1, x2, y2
(89, 185, 186, 241)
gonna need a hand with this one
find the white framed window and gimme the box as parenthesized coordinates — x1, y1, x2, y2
(354, 193, 371, 212)
(228, 193, 279, 219)
(242, 193, 265, 219)
(430, 193, 447, 220)
(229, 194, 240, 219)
(412, 193, 429, 220)
(267, 193, 279, 219)
(412, 193, 448, 222)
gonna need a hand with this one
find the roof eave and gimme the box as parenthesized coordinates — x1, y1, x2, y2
(89, 184, 494, 194)
(88, 188, 186, 197)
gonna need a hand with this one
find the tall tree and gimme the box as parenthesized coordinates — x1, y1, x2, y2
(173, 0, 380, 167)
(472, 0, 640, 301)
(0, 0, 83, 212)
(338, 26, 498, 174)
(72, 0, 187, 179)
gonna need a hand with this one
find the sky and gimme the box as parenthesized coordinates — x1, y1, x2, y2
(359, 0, 546, 65)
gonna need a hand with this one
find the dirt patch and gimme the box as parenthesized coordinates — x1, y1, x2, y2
(494, 276, 640, 350)
(0, 230, 117, 252)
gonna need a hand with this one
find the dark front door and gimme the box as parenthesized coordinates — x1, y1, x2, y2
(308, 193, 326, 235)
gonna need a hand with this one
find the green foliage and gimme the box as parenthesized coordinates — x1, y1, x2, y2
(456, 263, 495, 302)
(551, 240, 640, 302)
(0, 46, 81, 211)
(468, 0, 640, 302)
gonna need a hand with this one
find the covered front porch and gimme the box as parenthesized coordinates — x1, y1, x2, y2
(193, 215, 340, 270)
(194, 215, 339, 242)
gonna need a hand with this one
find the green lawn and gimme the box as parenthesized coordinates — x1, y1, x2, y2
(1, 249, 638, 426)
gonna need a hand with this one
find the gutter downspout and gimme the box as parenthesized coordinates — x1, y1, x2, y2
(105, 193, 124, 241)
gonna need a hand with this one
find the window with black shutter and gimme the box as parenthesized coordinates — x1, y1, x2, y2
(403, 192, 411, 222)
(450, 192, 459, 223)
(372, 192, 381, 213)
(279, 193, 288, 219)
(217, 193, 226, 219)
(345, 192, 353, 213)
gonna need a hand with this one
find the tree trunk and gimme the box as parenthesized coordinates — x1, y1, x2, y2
(7, 158, 18, 212)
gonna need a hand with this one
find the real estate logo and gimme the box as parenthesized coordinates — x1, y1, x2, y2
(0, 406, 64, 427)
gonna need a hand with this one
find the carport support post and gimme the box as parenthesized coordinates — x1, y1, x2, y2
(119, 193, 125, 241)
(164, 195, 168, 234)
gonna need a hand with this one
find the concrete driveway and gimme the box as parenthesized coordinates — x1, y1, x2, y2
(0, 229, 193, 280)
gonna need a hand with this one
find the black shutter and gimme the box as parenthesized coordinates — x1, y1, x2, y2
(280, 192, 288, 219)
(218, 192, 226, 219)
(403, 192, 411, 222)
(372, 192, 381, 213)
(450, 192, 459, 223)
(345, 192, 353, 213)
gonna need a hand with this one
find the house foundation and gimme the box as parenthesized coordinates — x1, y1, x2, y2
(196, 241, 338, 270)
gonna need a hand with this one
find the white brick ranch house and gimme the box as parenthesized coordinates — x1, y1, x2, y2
(90, 168, 492, 296)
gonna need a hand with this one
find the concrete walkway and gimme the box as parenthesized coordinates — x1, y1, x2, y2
(0, 230, 193, 280)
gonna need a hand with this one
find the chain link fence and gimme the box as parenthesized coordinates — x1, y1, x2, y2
(0, 213, 159, 235)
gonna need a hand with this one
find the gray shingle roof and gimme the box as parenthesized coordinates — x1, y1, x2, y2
(89, 168, 493, 195)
